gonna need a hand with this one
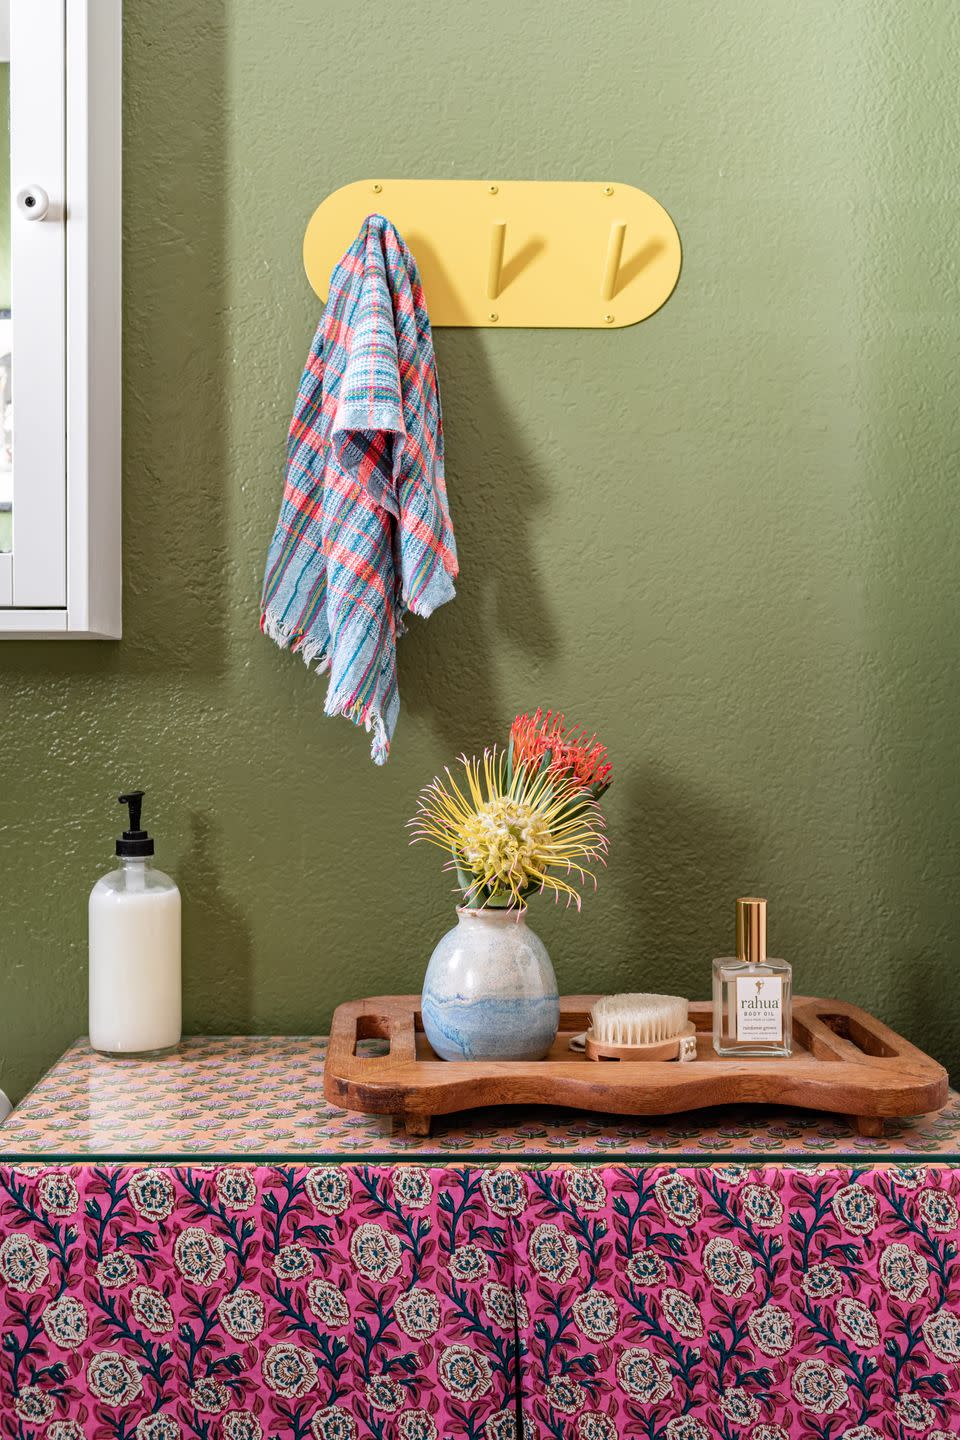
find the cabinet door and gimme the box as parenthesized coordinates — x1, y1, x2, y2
(0, 0, 66, 609)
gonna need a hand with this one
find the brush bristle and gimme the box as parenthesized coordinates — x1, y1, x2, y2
(589, 993, 689, 1047)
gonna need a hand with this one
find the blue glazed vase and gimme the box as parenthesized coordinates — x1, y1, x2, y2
(421, 907, 560, 1061)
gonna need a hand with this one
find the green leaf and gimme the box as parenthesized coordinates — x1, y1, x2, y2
(484, 890, 515, 909)
(450, 844, 475, 898)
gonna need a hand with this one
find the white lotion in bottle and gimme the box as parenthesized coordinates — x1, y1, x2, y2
(89, 791, 181, 1056)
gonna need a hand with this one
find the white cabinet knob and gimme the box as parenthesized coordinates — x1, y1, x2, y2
(17, 186, 50, 221)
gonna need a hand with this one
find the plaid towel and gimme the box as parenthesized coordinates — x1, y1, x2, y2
(260, 215, 457, 763)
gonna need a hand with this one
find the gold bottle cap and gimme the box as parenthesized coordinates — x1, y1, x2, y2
(736, 896, 767, 964)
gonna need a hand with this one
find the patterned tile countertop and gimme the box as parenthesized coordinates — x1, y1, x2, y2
(1, 1036, 957, 1161)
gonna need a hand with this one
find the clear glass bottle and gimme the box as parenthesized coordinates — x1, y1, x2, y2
(89, 791, 181, 1057)
(713, 897, 792, 1057)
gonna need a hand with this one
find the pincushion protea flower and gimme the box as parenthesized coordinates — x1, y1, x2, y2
(410, 748, 606, 910)
(510, 709, 612, 798)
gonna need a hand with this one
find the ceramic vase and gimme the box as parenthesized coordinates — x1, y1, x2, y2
(421, 906, 560, 1061)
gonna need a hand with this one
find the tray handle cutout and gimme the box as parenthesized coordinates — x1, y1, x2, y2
(354, 1014, 392, 1059)
(816, 1012, 899, 1058)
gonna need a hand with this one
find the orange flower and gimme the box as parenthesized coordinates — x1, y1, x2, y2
(510, 709, 612, 796)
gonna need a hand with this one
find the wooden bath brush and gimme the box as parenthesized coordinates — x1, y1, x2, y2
(571, 993, 698, 1061)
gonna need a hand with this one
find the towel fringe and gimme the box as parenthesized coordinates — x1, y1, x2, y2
(300, 636, 332, 673)
(324, 688, 390, 766)
(261, 609, 331, 675)
(263, 607, 388, 763)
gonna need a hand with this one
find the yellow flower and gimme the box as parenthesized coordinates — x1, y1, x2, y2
(410, 748, 606, 910)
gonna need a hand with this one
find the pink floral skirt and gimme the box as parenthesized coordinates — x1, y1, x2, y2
(0, 1162, 956, 1438)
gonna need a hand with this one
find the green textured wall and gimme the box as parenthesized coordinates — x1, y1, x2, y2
(1, 0, 958, 1103)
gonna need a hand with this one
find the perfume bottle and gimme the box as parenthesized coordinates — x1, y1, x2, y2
(713, 897, 792, 1057)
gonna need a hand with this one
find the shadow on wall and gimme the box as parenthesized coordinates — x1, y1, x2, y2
(616, 767, 761, 1002)
(0, 0, 230, 682)
(399, 329, 559, 757)
(180, 813, 253, 1032)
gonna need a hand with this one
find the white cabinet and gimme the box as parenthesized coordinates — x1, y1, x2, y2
(0, 0, 120, 638)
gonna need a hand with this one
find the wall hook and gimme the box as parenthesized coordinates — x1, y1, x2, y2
(601, 221, 627, 301)
(487, 222, 507, 300)
(303, 181, 681, 328)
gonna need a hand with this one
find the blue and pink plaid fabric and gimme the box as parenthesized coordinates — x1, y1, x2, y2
(261, 215, 457, 763)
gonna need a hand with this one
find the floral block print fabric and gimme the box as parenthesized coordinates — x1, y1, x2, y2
(0, 1164, 518, 1440)
(0, 1165, 958, 1438)
(4, 1039, 960, 1161)
(512, 1164, 960, 1439)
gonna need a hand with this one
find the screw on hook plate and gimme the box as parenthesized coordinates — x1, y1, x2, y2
(372, 182, 382, 193)
(604, 313, 615, 323)
(603, 185, 614, 196)
(489, 312, 499, 322)
(488, 184, 499, 195)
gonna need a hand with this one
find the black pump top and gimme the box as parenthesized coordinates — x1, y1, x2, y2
(117, 791, 155, 857)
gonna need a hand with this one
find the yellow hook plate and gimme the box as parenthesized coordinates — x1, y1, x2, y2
(303, 179, 681, 328)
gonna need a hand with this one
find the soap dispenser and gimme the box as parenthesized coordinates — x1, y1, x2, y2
(89, 791, 181, 1056)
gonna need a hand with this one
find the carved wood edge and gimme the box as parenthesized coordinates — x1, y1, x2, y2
(322, 995, 949, 1133)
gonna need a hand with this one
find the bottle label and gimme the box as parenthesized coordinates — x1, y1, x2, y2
(736, 976, 783, 1042)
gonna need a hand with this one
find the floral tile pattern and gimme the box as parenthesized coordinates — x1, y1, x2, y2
(1, 1038, 958, 1160)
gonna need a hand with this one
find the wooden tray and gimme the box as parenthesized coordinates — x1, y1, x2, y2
(324, 996, 948, 1137)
